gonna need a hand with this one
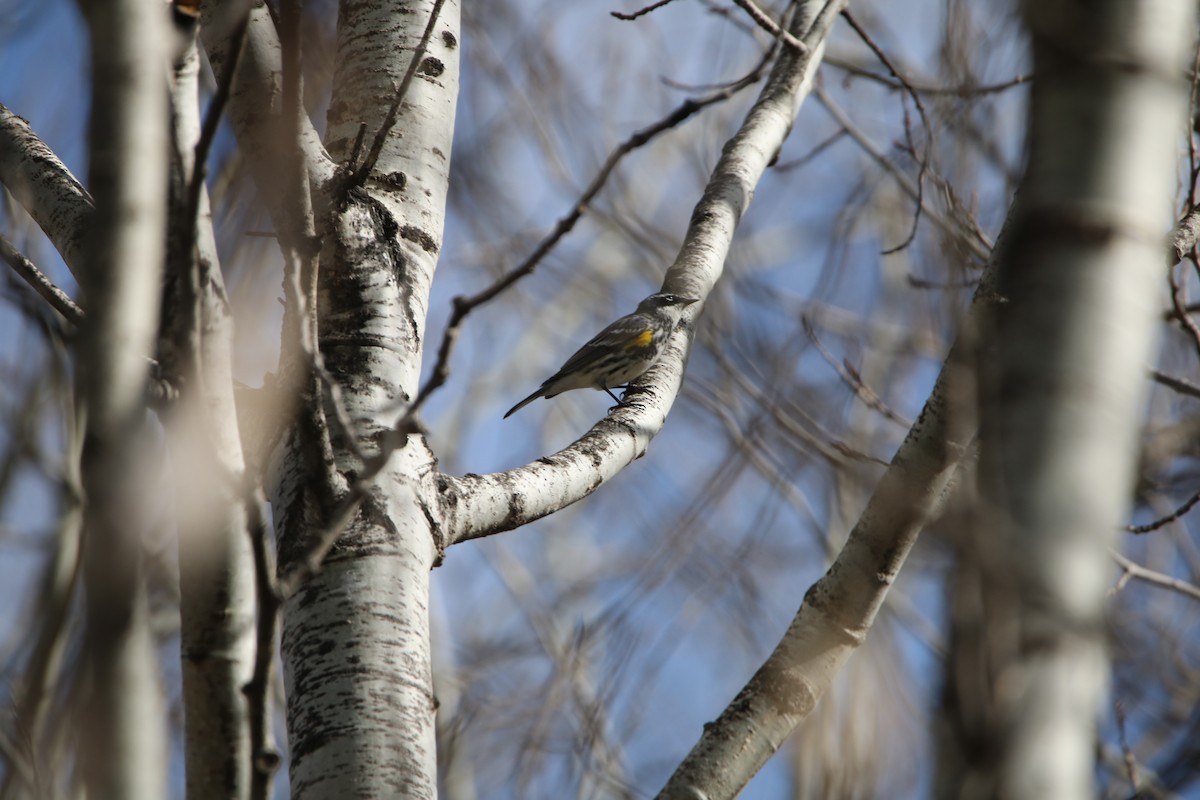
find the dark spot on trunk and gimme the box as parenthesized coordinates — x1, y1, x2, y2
(419, 57, 445, 78)
(399, 225, 439, 254)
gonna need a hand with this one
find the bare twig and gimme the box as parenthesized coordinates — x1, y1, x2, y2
(185, 12, 248, 246)
(1126, 486, 1200, 534)
(730, 0, 807, 53)
(1149, 368, 1200, 401)
(350, 0, 448, 183)
(907, 273, 978, 290)
(1114, 699, 1141, 796)
(772, 127, 847, 172)
(823, 55, 1031, 96)
(242, 486, 281, 799)
(1168, 258, 1200, 360)
(841, 9, 933, 256)
(0, 234, 84, 325)
(611, 0, 678, 21)
(815, 86, 992, 261)
(802, 316, 911, 427)
(1110, 549, 1200, 601)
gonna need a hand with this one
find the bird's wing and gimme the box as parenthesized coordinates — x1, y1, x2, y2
(550, 315, 652, 380)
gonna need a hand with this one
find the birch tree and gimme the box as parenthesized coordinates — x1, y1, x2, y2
(3, 0, 1200, 798)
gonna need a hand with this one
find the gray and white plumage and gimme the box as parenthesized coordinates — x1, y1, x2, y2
(503, 292, 699, 418)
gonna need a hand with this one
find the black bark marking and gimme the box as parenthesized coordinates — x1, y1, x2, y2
(399, 224, 438, 254)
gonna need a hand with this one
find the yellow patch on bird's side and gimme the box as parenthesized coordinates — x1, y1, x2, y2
(625, 329, 653, 349)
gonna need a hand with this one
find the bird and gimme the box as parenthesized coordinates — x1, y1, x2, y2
(503, 291, 700, 418)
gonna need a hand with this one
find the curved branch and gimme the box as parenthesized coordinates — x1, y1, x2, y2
(443, 332, 690, 544)
(441, 0, 844, 543)
(0, 103, 94, 278)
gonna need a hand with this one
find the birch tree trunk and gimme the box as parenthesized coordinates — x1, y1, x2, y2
(955, 1, 1195, 796)
(268, 2, 460, 796)
(75, 1, 169, 797)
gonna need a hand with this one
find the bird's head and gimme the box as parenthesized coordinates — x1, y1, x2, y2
(636, 292, 700, 321)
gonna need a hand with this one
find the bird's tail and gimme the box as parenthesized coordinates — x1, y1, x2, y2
(503, 387, 546, 418)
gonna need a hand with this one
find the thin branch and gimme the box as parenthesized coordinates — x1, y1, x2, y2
(1126, 486, 1200, 534)
(1114, 699, 1141, 796)
(841, 9, 933, 256)
(408, 55, 772, 418)
(350, 0, 448, 183)
(0, 234, 84, 325)
(611, 0, 678, 21)
(242, 486, 281, 799)
(730, 0, 807, 53)
(1168, 257, 1200, 360)
(185, 11, 249, 248)
(1149, 368, 1200, 400)
(1109, 549, 1200, 602)
(814, 85, 992, 261)
(802, 316, 911, 427)
(275, 476, 372, 599)
(823, 55, 1031, 96)
(772, 127, 847, 172)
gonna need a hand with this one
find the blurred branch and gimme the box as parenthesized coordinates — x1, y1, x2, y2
(0, 377, 83, 800)
(1149, 368, 1200, 400)
(611, 0, 678, 21)
(165, 26, 259, 800)
(0, 234, 84, 325)
(823, 54, 1031, 96)
(75, 0, 171, 795)
(802, 316, 911, 428)
(840, 9, 933, 256)
(814, 85, 992, 260)
(0, 104, 94, 277)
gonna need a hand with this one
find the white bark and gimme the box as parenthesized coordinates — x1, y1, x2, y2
(167, 36, 258, 800)
(75, 1, 170, 798)
(0, 104, 94, 279)
(971, 1, 1195, 797)
(268, 1, 461, 797)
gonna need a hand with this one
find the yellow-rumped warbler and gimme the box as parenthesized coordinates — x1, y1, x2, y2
(503, 291, 700, 418)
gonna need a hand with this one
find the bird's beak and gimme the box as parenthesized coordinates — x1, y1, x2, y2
(681, 297, 700, 306)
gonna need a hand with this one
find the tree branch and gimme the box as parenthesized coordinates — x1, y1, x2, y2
(0, 234, 84, 325)
(441, 0, 844, 547)
(0, 104, 94, 278)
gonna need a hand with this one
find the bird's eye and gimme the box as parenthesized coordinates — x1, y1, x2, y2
(660, 294, 675, 304)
